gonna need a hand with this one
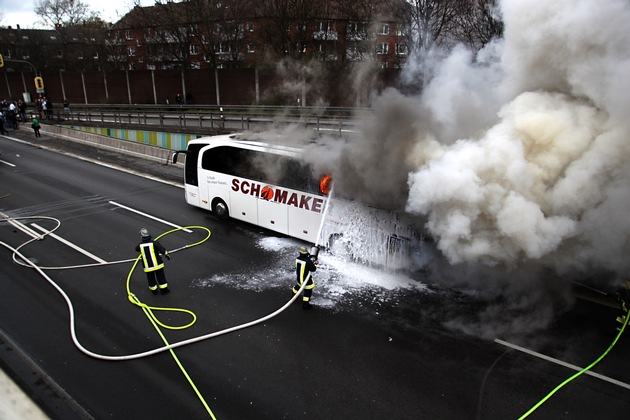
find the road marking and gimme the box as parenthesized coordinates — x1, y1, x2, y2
(0, 211, 43, 240)
(109, 201, 192, 233)
(30, 223, 107, 264)
(0, 159, 16, 167)
(495, 338, 630, 390)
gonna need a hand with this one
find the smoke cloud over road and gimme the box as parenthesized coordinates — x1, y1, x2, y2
(311, 0, 630, 296)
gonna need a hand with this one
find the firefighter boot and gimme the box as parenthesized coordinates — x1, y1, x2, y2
(302, 301, 312, 310)
(160, 287, 170, 295)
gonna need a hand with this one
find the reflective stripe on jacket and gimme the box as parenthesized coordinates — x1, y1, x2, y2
(139, 242, 164, 272)
(295, 255, 316, 288)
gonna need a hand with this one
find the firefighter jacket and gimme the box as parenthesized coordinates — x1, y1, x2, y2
(136, 240, 168, 273)
(295, 253, 317, 284)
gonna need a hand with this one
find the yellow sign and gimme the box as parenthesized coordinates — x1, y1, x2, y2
(34, 76, 44, 92)
(0, 54, 3, 67)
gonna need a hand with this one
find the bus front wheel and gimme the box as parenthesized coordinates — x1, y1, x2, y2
(212, 199, 230, 220)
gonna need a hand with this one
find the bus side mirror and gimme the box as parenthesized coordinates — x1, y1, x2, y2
(172, 151, 184, 164)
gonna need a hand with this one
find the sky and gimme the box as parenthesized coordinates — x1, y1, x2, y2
(0, 0, 152, 29)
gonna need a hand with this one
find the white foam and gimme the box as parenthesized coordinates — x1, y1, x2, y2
(191, 235, 428, 309)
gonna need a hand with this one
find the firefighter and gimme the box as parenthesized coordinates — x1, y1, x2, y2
(292, 246, 318, 310)
(135, 228, 170, 295)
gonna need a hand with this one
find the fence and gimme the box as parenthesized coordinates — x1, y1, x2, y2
(1, 67, 402, 108)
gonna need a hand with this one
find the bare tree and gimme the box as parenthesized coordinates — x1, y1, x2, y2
(33, 0, 103, 70)
(455, 0, 503, 51)
(393, 0, 463, 58)
(34, 0, 96, 28)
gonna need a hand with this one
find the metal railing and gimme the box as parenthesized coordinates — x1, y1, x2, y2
(47, 104, 368, 135)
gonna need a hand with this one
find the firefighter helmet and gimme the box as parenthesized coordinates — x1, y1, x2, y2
(299, 246, 308, 254)
(140, 228, 150, 238)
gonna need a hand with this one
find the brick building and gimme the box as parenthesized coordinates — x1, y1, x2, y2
(109, 0, 410, 71)
(0, 0, 410, 106)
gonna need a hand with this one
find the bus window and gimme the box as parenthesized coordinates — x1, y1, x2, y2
(278, 158, 319, 194)
(199, 144, 322, 195)
(202, 146, 264, 182)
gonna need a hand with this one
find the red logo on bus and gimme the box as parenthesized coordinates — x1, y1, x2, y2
(261, 185, 274, 200)
(231, 178, 325, 213)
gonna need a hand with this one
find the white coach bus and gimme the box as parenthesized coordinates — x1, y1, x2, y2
(172, 133, 332, 243)
(172, 133, 419, 268)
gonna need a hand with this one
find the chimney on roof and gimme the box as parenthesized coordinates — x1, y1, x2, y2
(17, 24, 20, 30)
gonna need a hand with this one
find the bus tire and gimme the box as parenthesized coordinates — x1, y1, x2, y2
(212, 198, 229, 220)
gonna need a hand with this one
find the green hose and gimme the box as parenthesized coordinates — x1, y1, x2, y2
(518, 310, 628, 419)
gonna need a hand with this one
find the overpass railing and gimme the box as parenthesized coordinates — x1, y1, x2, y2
(46, 104, 368, 135)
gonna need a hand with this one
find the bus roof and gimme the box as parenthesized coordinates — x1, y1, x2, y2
(188, 133, 302, 157)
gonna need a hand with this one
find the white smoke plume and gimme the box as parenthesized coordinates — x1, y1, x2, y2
(319, 0, 630, 293)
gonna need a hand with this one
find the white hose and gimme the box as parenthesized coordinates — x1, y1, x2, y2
(1, 215, 309, 361)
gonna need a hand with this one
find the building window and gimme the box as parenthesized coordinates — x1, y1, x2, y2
(57, 49, 63, 58)
(191, 61, 200, 69)
(247, 43, 255, 53)
(125, 30, 133, 40)
(190, 44, 199, 55)
(246, 22, 254, 32)
(396, 27, 408, 37)
(22, 50, 30, 59)
(377, 43, 389, 55)
(377, 23, 389, 35)
(214, 42, 230, 54)
(317, 21, 330, 32)
(128, 46, 136, 56)
(396, 43, 408, 55)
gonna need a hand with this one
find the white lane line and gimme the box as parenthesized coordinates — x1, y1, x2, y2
(108, 201, 192, 233)
(0, 159, 16, 167)
(0, 211, 43, 240)
(30, 223, 107, 264)
(495, 338, 630, 390)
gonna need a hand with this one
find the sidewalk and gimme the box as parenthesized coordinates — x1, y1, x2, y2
(0, 368, 49, 420)
(1, 124, 183, 186)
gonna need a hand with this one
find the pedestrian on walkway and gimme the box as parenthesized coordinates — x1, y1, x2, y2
(31, 118, 41, 137)
(292, 246, 318, 310)
(135, 228, 170, 295)
(0, 113, 8, 135)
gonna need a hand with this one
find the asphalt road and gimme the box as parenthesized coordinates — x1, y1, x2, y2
(0, 126, 629, 419)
